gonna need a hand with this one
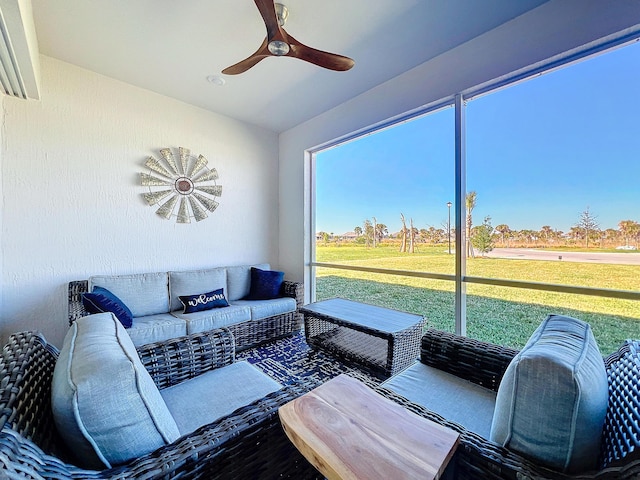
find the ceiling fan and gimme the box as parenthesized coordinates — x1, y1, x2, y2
(222, 0, 355, 75)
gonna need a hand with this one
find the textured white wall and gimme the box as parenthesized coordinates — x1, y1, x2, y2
(1, 56, 279, 347)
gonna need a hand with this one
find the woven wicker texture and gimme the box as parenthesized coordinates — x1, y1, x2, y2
(302, 300, 424, 377)
(413, 330, 640, 479)
(600, 340, 640, 468)
(68, 279, 304, 351)
(0, 330, 322, 479)
(420, 328, 519, 391)
(4, 316, 640, 479)
(245, 330, 640, 478)
(137, 328, 236, 388)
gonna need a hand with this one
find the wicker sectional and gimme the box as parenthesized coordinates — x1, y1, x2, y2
(0, 329, 321, 479)
(373, 329, 640, 479)
(2, 323, 640, 479)
(68, 264, 304, 351)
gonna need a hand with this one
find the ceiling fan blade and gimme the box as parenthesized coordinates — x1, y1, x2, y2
(223, 2, 354, 75)
(254, 0, 281, 39)
(286, 33, 355, 72)
(222, 37, 270, 75)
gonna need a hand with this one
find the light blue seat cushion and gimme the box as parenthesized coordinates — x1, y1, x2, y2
(51, 313, 180, 469)
(231, 297, 296, 320)
(226, 263, 269, 301)
(490, 314, 608, 473)
(173, 305, 251, 334)
(168, 267, 227, 312)
(161, 361, 281, 435)
(89, 272, 169, 317)
(127, 313, 187, 346)
(382, 361, 496, 438)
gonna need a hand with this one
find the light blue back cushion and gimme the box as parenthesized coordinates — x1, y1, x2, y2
(490, 314, 608, 473)
(168, 267, 227, 312)
(51, 313, 180, 469)
(89, 272, 169, 317)
(226, 263, 269, 301)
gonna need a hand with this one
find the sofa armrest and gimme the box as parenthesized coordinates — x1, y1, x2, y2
(420, 328, 519, 392)
(68, 280, 89, 325)
(136, 328, 236, 389)
(282, 280, 303, 310)
(1, 380, 322, 479)
(372, 384, 632, 480)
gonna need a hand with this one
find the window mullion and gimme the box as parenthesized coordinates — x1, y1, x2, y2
(454, 94, 467, 336)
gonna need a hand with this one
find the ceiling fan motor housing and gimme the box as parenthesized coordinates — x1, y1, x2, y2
(268, 40, 290, 55)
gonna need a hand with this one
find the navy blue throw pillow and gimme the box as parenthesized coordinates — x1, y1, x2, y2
(245, 267, 284, 300)
(82, 286, 134, 328)
(179, 288, 229, 314)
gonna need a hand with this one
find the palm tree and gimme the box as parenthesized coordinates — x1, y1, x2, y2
(495, 224, 510, 246)
(465, 191, 477, 257)
(516, 229, 537, 245)
(568, 226, 583, 244)
(540, 225, 554, 244)
(375, 223, 388, 244)
(603, 228, 619, 248)
(618, 220, 640, 247)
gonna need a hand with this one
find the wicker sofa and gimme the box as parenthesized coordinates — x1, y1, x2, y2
(0, 325, 321, 479)
(372, 327, 640, 479)
(68, 263, 303, 351)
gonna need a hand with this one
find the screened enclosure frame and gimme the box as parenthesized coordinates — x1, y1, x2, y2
(307, 33, 640, 336)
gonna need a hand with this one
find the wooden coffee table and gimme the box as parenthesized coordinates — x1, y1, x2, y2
(300, 298, 425, 377)
(279, 374, 459, 480)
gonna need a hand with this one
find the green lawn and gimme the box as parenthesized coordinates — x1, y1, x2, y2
(315, 245, 640, 355)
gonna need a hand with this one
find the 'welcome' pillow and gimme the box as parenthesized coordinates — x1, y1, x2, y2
(179, 288, 229, 314)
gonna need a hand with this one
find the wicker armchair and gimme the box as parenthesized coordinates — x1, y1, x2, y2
(373, 329, 640, 479)
(0, 329, 321, 479)
(68, 279, 304, 351)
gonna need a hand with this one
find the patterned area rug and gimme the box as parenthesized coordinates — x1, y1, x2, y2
(236, 332, 382, 387)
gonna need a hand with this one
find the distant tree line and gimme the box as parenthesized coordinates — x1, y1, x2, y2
(317, 193, 640, 253)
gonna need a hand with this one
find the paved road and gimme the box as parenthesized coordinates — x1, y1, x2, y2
(484, 248, 640, 266)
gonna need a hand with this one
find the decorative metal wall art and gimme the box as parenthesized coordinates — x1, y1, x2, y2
(140, 147, 222, 223)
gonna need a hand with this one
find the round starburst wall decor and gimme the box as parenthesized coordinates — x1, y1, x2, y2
(140, 147, 222, 223)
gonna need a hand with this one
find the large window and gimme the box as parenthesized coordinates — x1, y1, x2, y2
(315, 107, 455, 271)
(311, 40, 640, 354)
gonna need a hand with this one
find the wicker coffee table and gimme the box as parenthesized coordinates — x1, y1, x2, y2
(301, 298, 425, 377)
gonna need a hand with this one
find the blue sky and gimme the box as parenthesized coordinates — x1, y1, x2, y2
(316, 40, 640, 235)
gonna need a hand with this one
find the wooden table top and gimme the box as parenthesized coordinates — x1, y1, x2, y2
(279, 374, 459, 480)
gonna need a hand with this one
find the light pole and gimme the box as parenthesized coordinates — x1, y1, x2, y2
(447, 201, 452, 254)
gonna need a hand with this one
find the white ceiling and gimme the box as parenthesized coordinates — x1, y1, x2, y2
(31, 0, 556, 132)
